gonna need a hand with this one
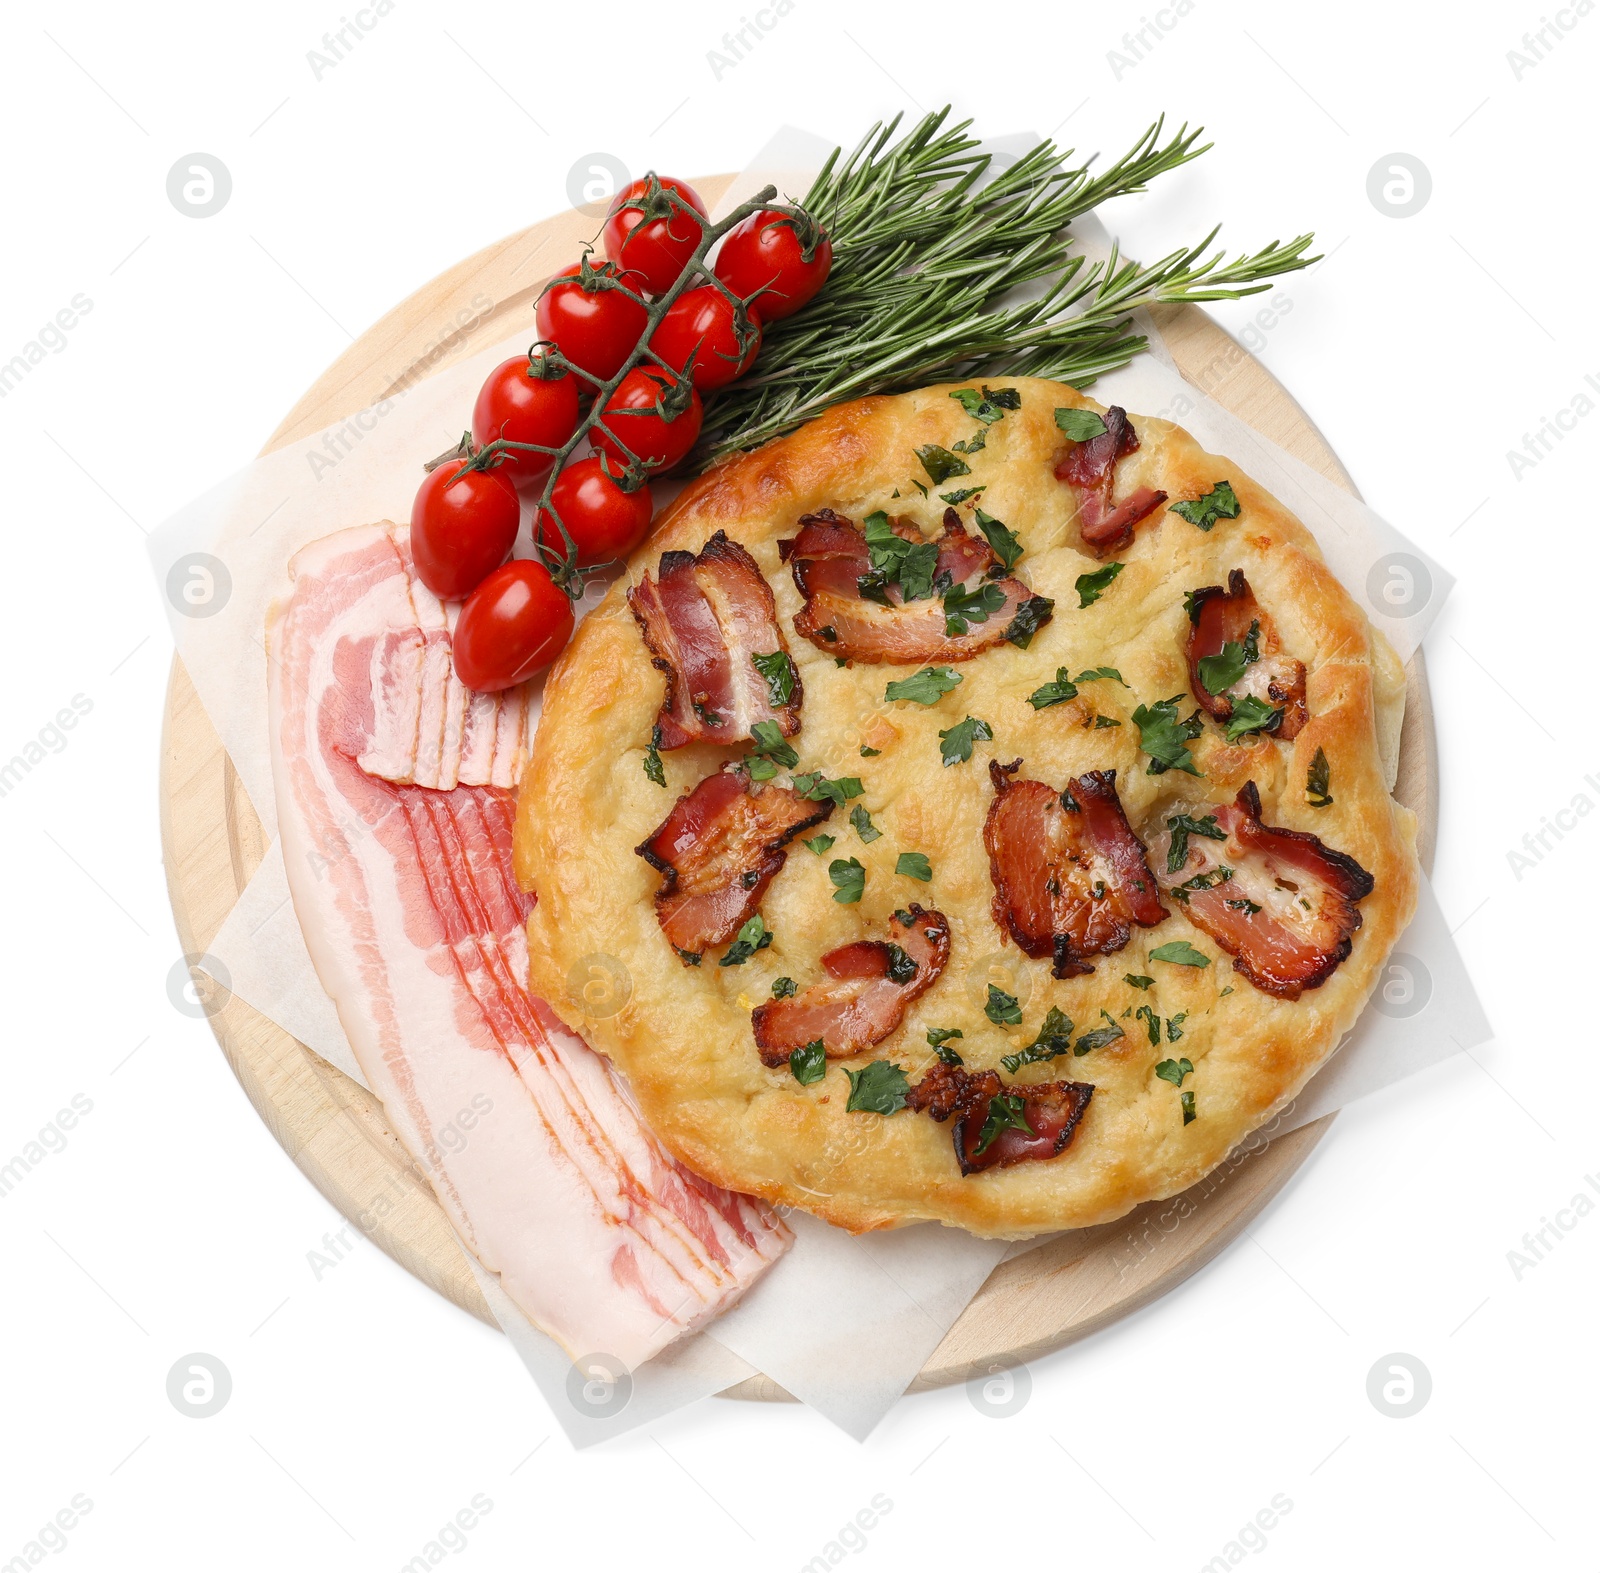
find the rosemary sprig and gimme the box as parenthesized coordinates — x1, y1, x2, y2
(696, 110, 1317, 465)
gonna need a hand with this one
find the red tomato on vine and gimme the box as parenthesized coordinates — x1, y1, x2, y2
(591, 367, 703, 472)
(650, 286, 762, 390)
(534, 457, 654, 567)
(603, 176, 709, 296)
(535, 260, 649, 388)
(714, 209, 833, 319)
(470, 352, 579, 485)
(452, 559, 574, 692)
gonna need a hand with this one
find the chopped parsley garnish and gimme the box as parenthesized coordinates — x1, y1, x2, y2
(973, 508, 1024, 570)
(1225, 897, 1263, 914)
(927, 1027, 964, 1064)
(1075, 562, 1124, 608)
(1168, 480, 1241, 531)
(1003, 595, 1055, 649)
(1094, 715, 1121, 728)
(1133, 698, 1204, 776)
(643, 741, 666, 787)
(845, 1060, 910, 1114)
(790, 1040, 827, 1085)
(1225, 694, 1284, 741)
(1124, 974, 1154, 990)
(692, 699, 725, 727)
(951, 429, 987, 455)
(1075, 1011, 1126, 1055)
(1028, 668, 1079, 709)
(940, 486, 986, 505)
(1172, 867, 1233, 902)
(1306, 746, 1333, 809)
(914, 444, 971, 483)
(1181, 1090, 1197, 1124)
(752, 649, 796, 707)
(909, 478, 929, 497)
(974, 1092, 1035, 1155)
(884, 943, 917, 985)
(850, 804, 882, 843)
(943, 578, 1007, 636)
(985, 983, 1023, 1027)
(802, 833, 836, 855)
(794, 771, 865, 806)
(1076, 666, 1125, 684)
(673, 946, 702, 966)
(1150, 940, 1211, 968)
(1000, 1006, 1074, 1073)
(860, 745, 881, 757)
(884, 666, 963, 705)
(719, 914, 773, 967)
(1054, 407, 1108, 441)
(950, 386, 1019, 423)
(862, 510, 940, 603)
(742, 719, 799, 780)
(829, 857, 866, 904)
(1165, 812, 1227, 873)
(1155, 1056, 1194, 1087)
(1166, 1012, 1188, 1042)
(938, 715, 994, 766)
(896, 852, 933, 882)
(770, 976, 797, 998)
(1136, 1003, 1161, 1046)
(1197, 640, 1251, 696)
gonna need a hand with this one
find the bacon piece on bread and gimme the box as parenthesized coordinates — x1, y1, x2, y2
(752, 905, 949, 1064)
(637, 765, 830, 958)
(1053, 405, 1168, 554)
(984, 760, 1167, 978)
(1152, 781, 1373, 999)
(629, 531, 801, 750)
(907, 1062, 1094, 1175)
(1185, 569, 1308, 740)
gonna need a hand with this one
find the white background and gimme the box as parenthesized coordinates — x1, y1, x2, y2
(1, 0, 1594, 1568)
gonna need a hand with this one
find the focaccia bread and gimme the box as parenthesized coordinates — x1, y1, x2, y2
(513, 378, 1418, 1236)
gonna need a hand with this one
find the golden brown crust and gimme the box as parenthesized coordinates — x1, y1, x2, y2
(515, 379, 1419, 1237)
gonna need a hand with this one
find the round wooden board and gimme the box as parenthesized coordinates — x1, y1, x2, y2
(159, 175, 1437, 1401)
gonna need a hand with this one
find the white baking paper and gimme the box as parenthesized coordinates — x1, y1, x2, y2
(153, 125, 1488, 1445)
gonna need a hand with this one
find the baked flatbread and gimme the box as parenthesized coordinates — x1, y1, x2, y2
(514, 378, 1418, 1235)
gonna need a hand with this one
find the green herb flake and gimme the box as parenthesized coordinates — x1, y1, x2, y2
(1054, 407, 1108, 442)
(943, 578, 1007, 636)
(745, 720, 799, 773)
(1075, 562, 1124, 608)
(802, 833, 836, 855)
(1166, 1012, 1188, 1042)
(1306, 746, 1333, 809)
(1076, 666, 1125, 684)
(1224, 695, 1284, 742)
(845, 1060, 911, 1114)
(829, 857, 866, 904)
(1150, 940, 1211, 968)
(1028, 668, 1080, 709)
(643, 742, 666, 787)
(915, 444, 971, 484)
(938, 715, 994, 766)
(719, 914, 774, 967)
(1225, 897, 1263, 914)
(926, 1026, 965, 1065)
(1197, 640, 1251, 697)
(1000, 1006, 1075, 1073)
(896, 851, 933, 882)
(1136, 1003, 1162, 1046)
(1168, 480, 1241, 532)
(850, 804, 882, 844)
(1133, 698, 1204, 776)
(1094, 715, 1121, 728)
(950, 387, 1011, 424)
(973, 508, 1024, 570)
(673, 946, 702, 967)
(794, 771, 866, 806)
(985, 983, 1023, 1027)
(752, 649, 796, 708)
(939, 486, 986, 505)
(1124, 974, 1155, 990)
(1165, 812, 1227, 874)
(975, 1092, 1035, 1155)
(1074, 1011, 1126, 1056)
(770, 976, 797, 999)
(1003, 594, 1055, 650)
(790, 1040, 827, 1086)
(1155, 1056, 1194, 1087)
(860, 745, 881, 757)
(885, 666, 963, 705)
(1181, 1089, 1197, 1124)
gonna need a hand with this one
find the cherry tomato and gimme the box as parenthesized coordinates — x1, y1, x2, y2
(534, 458, 655, 567)
(471, 353, 580, 485)
(452, 559, 574, 692)
(535, 262, 649, 388)
(650, 286, 763, 391)
(410, 458, 521, 601)
(591, 367, 703, 472)
(714, 209, 833, 320)
(603, 176, 708, 296)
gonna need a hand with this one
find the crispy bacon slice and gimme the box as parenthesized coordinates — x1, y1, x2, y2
(628, 531, 801, 750)
(751, 905, 949, 1065)
(779, 508, 1050, 665)
(907, 1062, 1094, 1176)
(1151, 781, 1374, 999)
(1053, 405, 1168, 555)
(637, 765, 830, 958)
(984, 760, 1167, 978)
(1186, 569, 1308, 740)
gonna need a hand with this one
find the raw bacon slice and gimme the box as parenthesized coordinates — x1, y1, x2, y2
(751, 905, 949, 1065)
(780, 508, 1050, 665)
(907, 1062, 1094, 1176)
(270, 523, 789, 1368)
(1185, 569, 1308, 740)
(628, 531, 801, 750)
(1151, 781, 1374, 999)
(984, 760, 1167, 978)
(359, 624, 535, 790)
(636, 764, 832, 958)
(1054, 405, 1168, 554)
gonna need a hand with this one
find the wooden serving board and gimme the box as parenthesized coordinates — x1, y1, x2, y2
(159, 175, 1437, 1401)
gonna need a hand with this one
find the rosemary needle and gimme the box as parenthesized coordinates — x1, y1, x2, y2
(696, 109, 1317, 465)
